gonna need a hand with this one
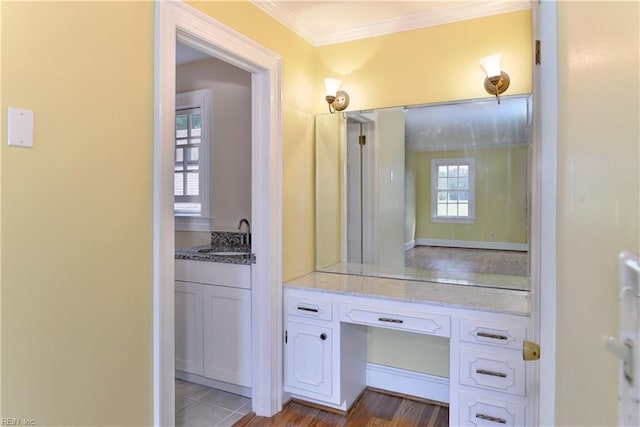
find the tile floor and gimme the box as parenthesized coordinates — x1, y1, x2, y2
(176, 379, 251, 427)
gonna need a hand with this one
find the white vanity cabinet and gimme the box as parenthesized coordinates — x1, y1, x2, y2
(175, 259, 252, 393)
(284, 290, 367, 411)
(202, 284, 251, 387)
(175, 281, 204, 375)
(451, 316, 530, 426)
(283, 273, 534, 426)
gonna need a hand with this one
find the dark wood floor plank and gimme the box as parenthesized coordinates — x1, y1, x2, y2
(433, 406, 449, 427)
(234, 389, 449, 427)
(389, 399, 427, 427)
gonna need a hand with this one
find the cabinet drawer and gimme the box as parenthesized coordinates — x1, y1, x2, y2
(175, 259, 251, 289)
(287, 296, 333, 321)
(340, 304, 450, 337)
(460, 318, 527, 351)
(458, 392, 526, 426)
(459, 347, 525, 396)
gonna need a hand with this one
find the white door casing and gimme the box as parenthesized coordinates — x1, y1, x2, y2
(532, 0, 558, 425)
(154, 1, 283, 425)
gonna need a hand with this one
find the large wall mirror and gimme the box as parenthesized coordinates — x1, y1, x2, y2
(316, 94, 532, 291)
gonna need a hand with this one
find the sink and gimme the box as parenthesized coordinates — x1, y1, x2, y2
(197, 249, 250, 256)
(211, 251, 250, 256)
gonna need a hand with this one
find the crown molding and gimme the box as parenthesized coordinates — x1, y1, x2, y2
(250, 0, 319, 45)
(251, 1, 532, 47)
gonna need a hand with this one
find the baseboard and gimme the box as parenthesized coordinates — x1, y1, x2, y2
(365, 363, 449, 404)
(415, 238, 528, 252)
(404, 240, 416, 251)
(175, 370, 251, 398)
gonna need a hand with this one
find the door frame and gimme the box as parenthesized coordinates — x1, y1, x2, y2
(154, 2, 283, 425)
(533, 0, 558, 425)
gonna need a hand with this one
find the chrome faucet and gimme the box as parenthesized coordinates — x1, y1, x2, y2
(238, 218, 251, 246)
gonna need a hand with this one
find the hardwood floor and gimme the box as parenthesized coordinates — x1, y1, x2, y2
(234, 389, 449, 427)
(405, 245, 528, 277)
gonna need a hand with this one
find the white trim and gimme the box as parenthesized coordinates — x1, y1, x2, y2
(404, 240, 416, 251)
(250, 0, 532, 46)
(415, 238, 528, 252)
(365, 363, 449, 405)
(534, 1, 558, 425)
(154, 2, 283, 425)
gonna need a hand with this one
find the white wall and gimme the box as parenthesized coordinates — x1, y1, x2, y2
(175, 57, 251, 247)
(375, 108, 406, 267)
(405, 149, 417, 246)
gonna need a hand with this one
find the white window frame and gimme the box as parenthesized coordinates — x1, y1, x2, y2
(431, 157, 475, 223)
(175, 89, 211, 231)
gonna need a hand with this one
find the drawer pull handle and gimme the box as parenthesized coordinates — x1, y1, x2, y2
(476, 413, 507, 424)
(477, 332, 508, 341)
(378, 317, 404, 324)
(297, 306, 319, 313)
(476, 369, 508, 378)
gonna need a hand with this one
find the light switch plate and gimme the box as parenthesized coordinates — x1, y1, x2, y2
(8, 107, 34, 148)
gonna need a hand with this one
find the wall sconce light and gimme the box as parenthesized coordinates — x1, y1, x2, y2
(480, 54, 510, 104)
(324, 78, 350, 113)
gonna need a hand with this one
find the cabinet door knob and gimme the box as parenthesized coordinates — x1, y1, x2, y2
(320, 333, 327, 341)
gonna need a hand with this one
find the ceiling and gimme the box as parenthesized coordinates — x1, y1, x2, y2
(404, 95, 531, 151)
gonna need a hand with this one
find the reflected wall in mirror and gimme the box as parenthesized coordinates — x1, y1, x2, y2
(316, 95, 532, 290)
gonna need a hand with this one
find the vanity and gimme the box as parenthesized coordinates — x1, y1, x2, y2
(292, 94, 539, 426)
(174, 233, 254, 397)
(284, 272, 532, 426)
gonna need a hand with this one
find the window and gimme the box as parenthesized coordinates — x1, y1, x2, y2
(175, 89, 211, 231)
(431, 157, 475, 223)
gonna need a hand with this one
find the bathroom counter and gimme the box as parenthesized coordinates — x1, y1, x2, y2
(175, 245, 255, 265)
(284, 271, 529, 316)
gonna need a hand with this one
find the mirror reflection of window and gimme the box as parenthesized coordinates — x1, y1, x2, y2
(315, 95, 532, 291)
(431, 158, 475, 222)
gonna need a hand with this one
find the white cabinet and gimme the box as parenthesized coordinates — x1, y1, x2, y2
(175, 259, 252, 391)
(175, 281, 204, 375)
(203, 285, 252, 387)
(458, 392, 526, 426)
(284, 288, 367, 411)
(285, 320, 333, 398)
(283, 284, 533, 426)
(451, 316, 530, 427)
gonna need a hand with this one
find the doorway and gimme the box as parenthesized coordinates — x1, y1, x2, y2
(154, 2, 283, 425)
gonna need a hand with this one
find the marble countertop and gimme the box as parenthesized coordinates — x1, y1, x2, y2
(284, 271, 530, 316)
(175, 244, 255, 265)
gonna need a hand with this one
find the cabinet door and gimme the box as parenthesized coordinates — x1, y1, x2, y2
(175, 281, 204, 375)
(203, 286, 252, 387)
(285, 321, 333, 398)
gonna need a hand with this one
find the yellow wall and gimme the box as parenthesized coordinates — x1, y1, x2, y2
(0, 0, 3, 415)
(556, 1, 639, 424)
(415, 147, 528, 244)
(315, 113, 343, 268)
(315, 10, 532, 112)
(1, 0, 316, 423)
(186, 0, 318, 282)
(1, 1, 154, 423)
